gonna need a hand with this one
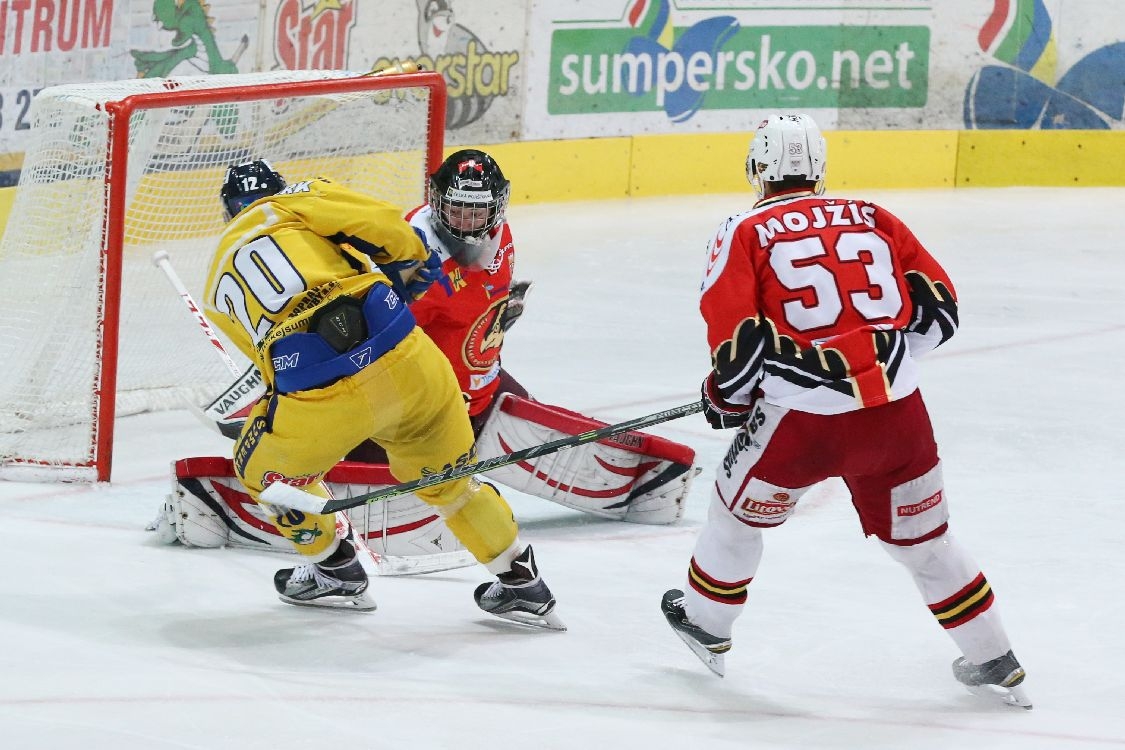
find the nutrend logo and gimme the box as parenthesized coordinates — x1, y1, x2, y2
(548, 0, 929, 122)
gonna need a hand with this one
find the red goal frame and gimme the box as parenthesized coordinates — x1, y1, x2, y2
(85, 71, 447, 481)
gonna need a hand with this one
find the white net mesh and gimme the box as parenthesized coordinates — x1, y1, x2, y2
(0, 70, 440, 480)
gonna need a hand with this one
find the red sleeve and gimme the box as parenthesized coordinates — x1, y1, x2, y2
(700, 217, 761, 357)
(880, 206, 957, 302)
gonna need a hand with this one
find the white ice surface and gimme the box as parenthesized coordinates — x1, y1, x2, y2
(1, 188, 1123, 749)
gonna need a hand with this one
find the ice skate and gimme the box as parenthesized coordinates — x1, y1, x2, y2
(474, 546, 565, 631)
(661, 589, 731, 677)
(952, 649, 1031, 709)
(274, 543, 376, 612)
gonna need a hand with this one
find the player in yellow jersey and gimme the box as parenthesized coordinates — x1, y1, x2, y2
(203, 160, 563, 629)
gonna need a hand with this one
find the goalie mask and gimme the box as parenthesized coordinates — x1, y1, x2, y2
(221, 159, 287, 221)
(428, 149, 510, 270)
(746, 113, 826, 199)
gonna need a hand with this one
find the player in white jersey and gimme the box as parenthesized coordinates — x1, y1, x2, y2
(660, 114, 1029, 708)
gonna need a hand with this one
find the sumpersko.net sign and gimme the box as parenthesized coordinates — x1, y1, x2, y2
(547, 23, 929, 119)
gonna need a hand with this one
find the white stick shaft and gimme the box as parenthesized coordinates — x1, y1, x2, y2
(152, 250, 241, 376)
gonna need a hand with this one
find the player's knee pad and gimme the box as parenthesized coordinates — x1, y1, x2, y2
(705, 494, 766, 547)
(880, 530, 973, 586)
(434, 478, 518, 565)
(720, 477, 809, 528)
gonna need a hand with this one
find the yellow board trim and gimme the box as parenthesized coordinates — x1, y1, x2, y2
(4, 130, 1125, 237)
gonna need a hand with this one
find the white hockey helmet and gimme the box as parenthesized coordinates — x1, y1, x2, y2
(746, 113, 827, 198)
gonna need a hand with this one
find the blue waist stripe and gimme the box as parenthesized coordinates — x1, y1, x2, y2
(272, 284, 414, 393)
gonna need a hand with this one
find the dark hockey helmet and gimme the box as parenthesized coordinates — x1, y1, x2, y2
(220, 159, 286, 221)
(428, 149, 510, 245)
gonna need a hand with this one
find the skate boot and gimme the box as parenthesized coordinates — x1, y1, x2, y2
(274, 540, 376, 612)
(952, 649, 1031, 709)
(661, 589, 731, 677)
(474, 545, 565, 631)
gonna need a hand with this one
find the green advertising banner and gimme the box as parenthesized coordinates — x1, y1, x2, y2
(547, 25, 929, 117)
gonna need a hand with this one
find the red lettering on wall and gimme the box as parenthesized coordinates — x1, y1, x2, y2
(274, 0, 354, 70)
(0, 0, 112, 56)
(33, 0, 53, 52)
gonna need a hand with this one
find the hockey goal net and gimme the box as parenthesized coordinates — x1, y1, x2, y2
(0, 69, 446, 482)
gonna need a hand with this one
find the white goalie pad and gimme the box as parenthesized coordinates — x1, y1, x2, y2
(476, 394, 701, 525)
(148, 457, 476, 576)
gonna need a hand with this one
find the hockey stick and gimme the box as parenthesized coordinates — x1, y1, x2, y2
(152, 250, 257, 436)
(260, 400, 706, 515)
(153, 250, 241, 376)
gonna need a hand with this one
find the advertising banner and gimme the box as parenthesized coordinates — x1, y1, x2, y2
(522, 0, 1125, 138)
(2, 0, 1124, 185)
(0, 0, 529, 183)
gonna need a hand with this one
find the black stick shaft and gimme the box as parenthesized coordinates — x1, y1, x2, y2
(320, 400, 704, 514)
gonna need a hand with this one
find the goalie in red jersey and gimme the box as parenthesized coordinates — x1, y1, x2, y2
(658, 114, 1029, 709)
(154, 150, 699, 575)
(346, 149, 699, 524)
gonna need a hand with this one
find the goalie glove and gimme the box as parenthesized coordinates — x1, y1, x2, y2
(380, 241, 443, 302)
(499, 280, 532, 332)
(701, 373, 753, 430)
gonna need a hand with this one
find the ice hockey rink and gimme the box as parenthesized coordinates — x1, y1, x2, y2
(1, 186, 1122, 749)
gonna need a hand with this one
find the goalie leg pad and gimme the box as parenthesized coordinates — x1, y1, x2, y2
(154, 458, 476, 574)
(157, 458, 294, 551)
(476, 395, 700, 525)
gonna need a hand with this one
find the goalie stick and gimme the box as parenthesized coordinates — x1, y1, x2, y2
(261, 400, 706, 515)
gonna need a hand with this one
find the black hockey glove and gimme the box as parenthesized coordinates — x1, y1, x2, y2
(499, 280, 532, 332)
(905, 270, 958, 344)
(701, 373, 753, 430)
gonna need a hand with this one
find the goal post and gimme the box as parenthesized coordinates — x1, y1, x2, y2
(0, 70, 447, 482)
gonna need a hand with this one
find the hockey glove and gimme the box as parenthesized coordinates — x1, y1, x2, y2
(499, 280, 532, 332)
(381, 247, 443, 302)
(701, 373, 753, 430)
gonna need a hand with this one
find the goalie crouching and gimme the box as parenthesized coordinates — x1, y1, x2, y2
(155, 150, 699, 575)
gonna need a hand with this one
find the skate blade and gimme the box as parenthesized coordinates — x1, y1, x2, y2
(488, 608, 567, 631)
(278, 592, 378, 613)
(670, 628, 725, 677)
(965, 682, 1032, 710)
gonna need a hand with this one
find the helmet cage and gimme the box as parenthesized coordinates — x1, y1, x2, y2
(428, 150, 510, 245)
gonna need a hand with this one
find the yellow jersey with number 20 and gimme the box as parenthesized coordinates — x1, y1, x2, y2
(203, 176, 428, 386)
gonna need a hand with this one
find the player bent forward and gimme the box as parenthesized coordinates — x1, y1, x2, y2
(661, 114, 1028, 707)
(203, 160, 562, 630)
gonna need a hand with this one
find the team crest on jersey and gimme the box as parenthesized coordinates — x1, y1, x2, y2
(701, 218, 733, 294)
(464, 299, 506, 369)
